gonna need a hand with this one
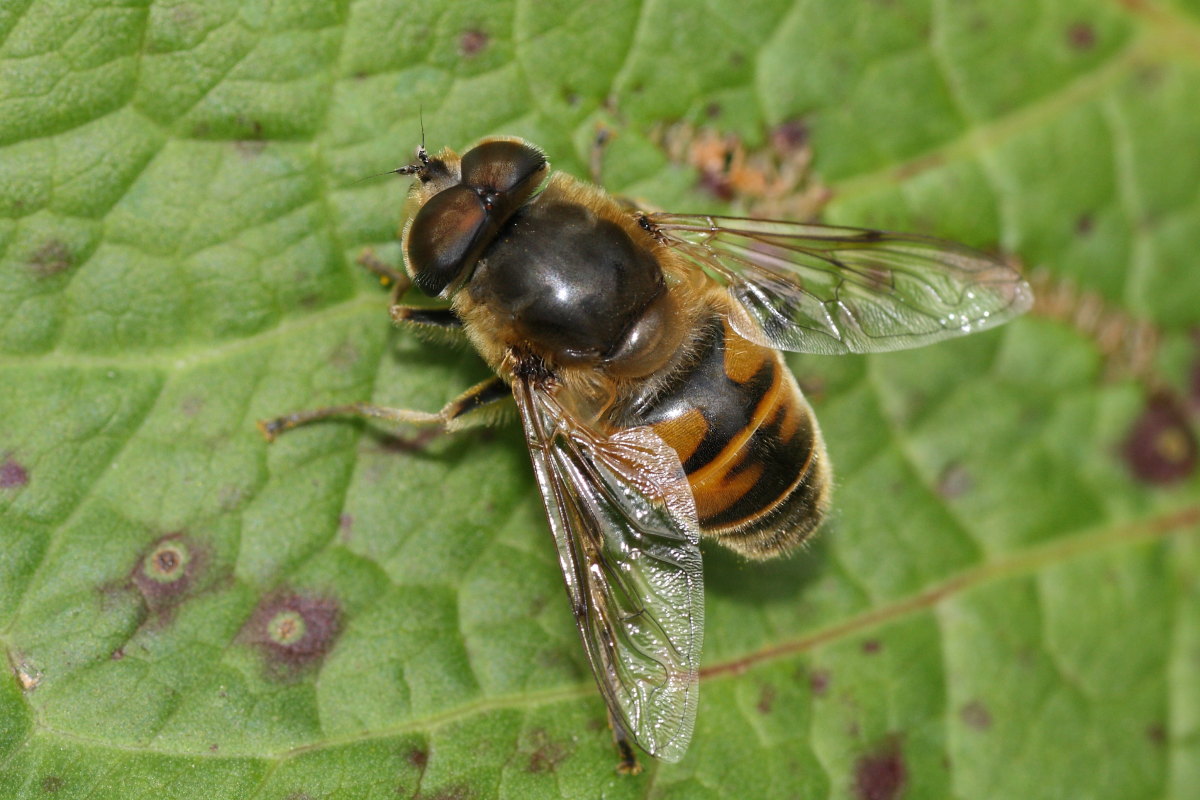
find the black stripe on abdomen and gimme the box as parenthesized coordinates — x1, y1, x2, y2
(698, 387, 817, 531)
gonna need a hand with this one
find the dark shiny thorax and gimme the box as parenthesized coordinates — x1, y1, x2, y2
(469, 197, 664, 364)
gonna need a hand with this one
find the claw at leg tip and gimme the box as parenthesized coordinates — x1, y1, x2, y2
(616, 758, 643, 777)
(256, 419, 279, 443)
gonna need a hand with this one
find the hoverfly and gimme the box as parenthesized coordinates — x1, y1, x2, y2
(259, 137, 1032, 771)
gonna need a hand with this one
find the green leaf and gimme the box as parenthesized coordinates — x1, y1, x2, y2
(2, 1, 1198, 798)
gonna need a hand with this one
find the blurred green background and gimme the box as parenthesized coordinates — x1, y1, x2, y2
(1, 1, 1198, 798)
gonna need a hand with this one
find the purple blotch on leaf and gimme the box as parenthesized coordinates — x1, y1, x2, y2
(0, 456, 29, 488)
(936, 462, 974, 498)
(28, 240, 73, 276)
(960, 700, 992, 730)
(525, 728, 572, 774)
(459, 29, 489, 56)
(408, 746, 429, 769)
(853, 737, 907, 800)
(771, 119, 810, 153)
(242, 589, 341, 677)
(756, 683, 776, 714)
(810, 669, 831, 696)
(1121, 393, 1197, 484)
(131, 533, 205, 614)
(1066, 22, 1096, 50)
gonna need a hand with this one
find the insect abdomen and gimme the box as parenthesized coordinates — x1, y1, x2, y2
(630, 314, 830, 558)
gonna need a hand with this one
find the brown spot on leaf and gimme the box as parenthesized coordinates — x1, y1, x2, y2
(459, 29, 489, 56)
(1075, 213, 1094, 236)
(853, 737, 907, 800)
(111, 647, 125, 661)
(861, 639, 882, 655)
(936, 462, 974, 499)
(180, 395, 205, 417)
(0, 456, 29, 488)
(28, 240, 74, 277)
(131, 533, 206, 616)
(526, 728, 572, 773)
(401, 744, 430, 798)
(810, 669, 831, 696)
(771, 119, 810, 153)
(407, 746, 429, 769)
(756, 683, 776, 714)
(232, 117, 266, 157)
(1146, 722, 1166, 746)
(1066, 22, 1096, 50)
(1121, 392, 1197, 484)
(41, 775, 64, 793)
(242, 589, 341, 678)
(960, 700, 992, 730)
(237, 116, 264, 138)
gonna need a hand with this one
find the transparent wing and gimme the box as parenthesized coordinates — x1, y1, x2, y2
(512, 376, 704, 763)
(649, 213, 1033, 355)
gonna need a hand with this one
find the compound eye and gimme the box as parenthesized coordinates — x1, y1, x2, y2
(406, 184, 489, 297)
(461, 140, 547, 206)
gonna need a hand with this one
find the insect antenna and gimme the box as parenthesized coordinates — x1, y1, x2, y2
(354, 116, 431, 184)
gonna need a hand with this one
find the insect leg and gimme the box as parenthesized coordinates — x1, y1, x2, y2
(439, 376, 512, 431)
(607, 707, 643, 776)
(356, 248, 411, 306)
(357, 248, 466, 340)
(390, 306, 466, 345)
(257, 377, 509, 442)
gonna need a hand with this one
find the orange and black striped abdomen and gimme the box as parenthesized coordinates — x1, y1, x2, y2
(629, 314, 830, 558)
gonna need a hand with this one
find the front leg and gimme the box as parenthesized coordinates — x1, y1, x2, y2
(358, 248, 467, 341)
(357, 249, 411, 308)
